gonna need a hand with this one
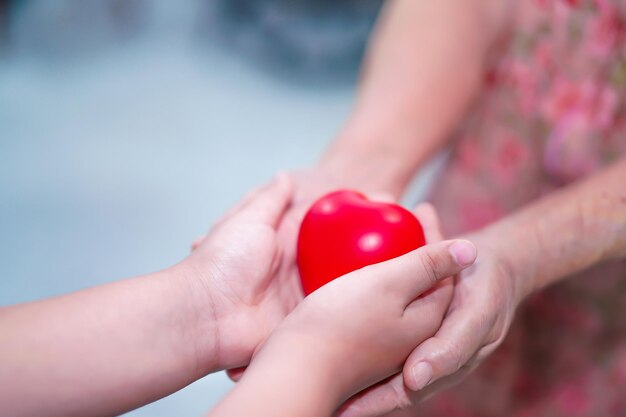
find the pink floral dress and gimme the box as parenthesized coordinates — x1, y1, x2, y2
(416, 1, 626, 416)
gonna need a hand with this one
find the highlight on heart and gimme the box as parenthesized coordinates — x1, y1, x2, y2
(297, 190, 426, 295)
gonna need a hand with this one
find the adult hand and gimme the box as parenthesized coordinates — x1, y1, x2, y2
(206, 234, 475, 417)
(337, 222, 530, 417)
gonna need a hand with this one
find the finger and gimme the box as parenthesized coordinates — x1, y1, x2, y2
(342, 365, 475, 417)
(190, 234, 206, 252)
(336, 360, 475, 417)
(226, 367, 246, 382)
(409, 360, 478, 403)
(193, 187, 265, 247)
(403, 275, 453, 317)
(335, 373, 411, 417)
(214, 184, 268, 227)
(402, 306, 484, 392)
(215, 171, 290, 226)
(193, 179, 281, 249)
(233, 172, 293, 227)
(413, 203, 444, 244)
(353, 239, 477, 303)
(363, 191, 396, 204)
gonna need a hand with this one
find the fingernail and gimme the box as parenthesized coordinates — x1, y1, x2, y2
(449, 240, 477, 266)
(409, 361, 433, 391)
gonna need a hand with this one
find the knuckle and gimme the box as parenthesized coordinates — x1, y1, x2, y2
(441, 339, 466, 373)
(471, 307, 498, 334)
(476, 344, 498, 362)
(479, 330, 508, 359)
(390, 380, 413, 411)
(420, 251, 441, 285)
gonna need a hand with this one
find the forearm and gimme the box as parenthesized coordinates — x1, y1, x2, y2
(478, 159, 626, 299)
(0, 265, 219, 417)
(320, 0, 508, 197)
(207, 339, 340, 417)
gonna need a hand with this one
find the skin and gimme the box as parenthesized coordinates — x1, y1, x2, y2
(4, 0, 622, 414)
(221, 0, 510, 407)
(0, 174, 297, 417)
(224, 1, 626, 416)
(207, 218, 476, 417)
(340, 159, 626, 417)
(312, 0, 511, 198)
(220, 0, 512, 386)
(0, 174, 474, 417)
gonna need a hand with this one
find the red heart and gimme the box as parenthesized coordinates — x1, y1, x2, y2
(297, 190, 426, 295)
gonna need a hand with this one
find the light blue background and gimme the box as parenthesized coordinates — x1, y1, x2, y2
(0, 2, 438, 414)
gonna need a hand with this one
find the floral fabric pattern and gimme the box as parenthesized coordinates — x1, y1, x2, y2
(419, 1, 626, 415)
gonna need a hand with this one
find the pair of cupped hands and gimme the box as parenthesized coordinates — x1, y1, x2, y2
(183, 170, 524, 417)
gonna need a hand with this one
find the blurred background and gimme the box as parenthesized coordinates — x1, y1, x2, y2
(0, 1, 435, 415)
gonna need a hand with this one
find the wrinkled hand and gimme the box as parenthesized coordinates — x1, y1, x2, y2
(337, 228, 526, 417)
(249, 237, 474, 404)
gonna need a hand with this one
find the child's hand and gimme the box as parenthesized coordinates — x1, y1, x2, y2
(343, 232, 534, 417)
(0, 173, 297, 417)
(247, 235, 477, 404)
(178, 173, 304, 371)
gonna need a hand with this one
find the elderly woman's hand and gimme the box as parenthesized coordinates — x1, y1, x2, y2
(337, 227, 534, 417)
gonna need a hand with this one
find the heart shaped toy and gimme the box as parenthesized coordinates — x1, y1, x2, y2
(297, 190, 426, 295)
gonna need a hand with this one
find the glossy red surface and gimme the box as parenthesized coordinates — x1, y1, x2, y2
(297, 190, 426, 295)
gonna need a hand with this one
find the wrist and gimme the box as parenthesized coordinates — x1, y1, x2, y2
(317, 153, 407, 199)
(162, 261, 229, 376)
(317, 128, 420, 198)
(468, 224, 539, 304)
(213, 344, 340, 417)
(246, 333, 347, 412)
(171, 258, 274, 373)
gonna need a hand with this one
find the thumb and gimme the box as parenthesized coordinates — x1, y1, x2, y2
(402, 308, 483, 391)
(413, 202, 444, 244)
(225, 367, 246, 382)
(336, 374, 410, 417)
(353, 239, 477, 304)
(233, 172, 293, 226)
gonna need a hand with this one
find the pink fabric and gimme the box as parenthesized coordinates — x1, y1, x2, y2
(420, 0, 626, 415)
